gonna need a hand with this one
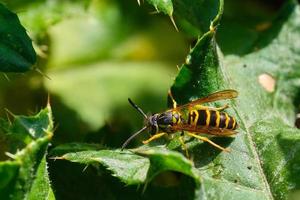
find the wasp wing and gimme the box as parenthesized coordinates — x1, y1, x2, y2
(171, 89, 238, 111)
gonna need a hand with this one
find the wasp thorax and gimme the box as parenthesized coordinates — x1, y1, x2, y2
(157, 112, 173, 126)
(156, 111, 180, 133)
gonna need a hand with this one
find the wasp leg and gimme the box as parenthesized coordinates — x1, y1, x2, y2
(194, 104, 229, 111)
(186, 132, 230, 152)
(179, 134, 189, 158)
(168, 90, 177, 109)
(142, 132, 167, 144)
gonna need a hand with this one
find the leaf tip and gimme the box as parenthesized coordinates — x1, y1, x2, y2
(4, 108, 15, 124)
(47, 93, 51, 108)
(5, 151, 17, 160)
(170, 15, 179, 32)
(49, 156, 65, 160)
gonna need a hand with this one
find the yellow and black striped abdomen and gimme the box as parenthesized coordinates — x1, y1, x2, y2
(188, 109, 237, 130)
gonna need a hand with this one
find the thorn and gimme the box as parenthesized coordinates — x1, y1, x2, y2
(47, 93, 51, 107)
(209, 20, 217, 32)
(136, 184, 141, 191)
(82, 165, 89, 172)
(5, 110, 12, 125)
(53, 124, 59, 133)
(209, 22, 215, 32)
(27, 108, 35, 115)
(4, 108, 15, 119)
(49, 156, 64, 160)
(209, 21, 219, 33)
(137, 0, 141, 6)
(170, 15, 178, 32)
(149, 10, 159, 15)
(142, 180, 149, 194)
(2, 73, 10, 81)
(43, 128, 54, 139)
(48, 157, 57, 160)
(5, 152, 16, 159)
(35, 68, 51, 80)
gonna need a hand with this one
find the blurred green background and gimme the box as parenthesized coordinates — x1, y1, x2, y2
(0, 0, 289, 198)
(0, 0, 190, 148)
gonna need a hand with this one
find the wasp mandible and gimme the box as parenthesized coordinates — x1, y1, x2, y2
(122, 90, 238, 157)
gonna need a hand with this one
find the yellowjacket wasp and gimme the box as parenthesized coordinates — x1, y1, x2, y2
(122, 90, 238, 157)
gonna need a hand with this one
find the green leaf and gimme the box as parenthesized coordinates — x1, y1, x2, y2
(53, 146, 199, 187)
(170, 0, 300, 199)
(0, 105, 54, 199)
(0, 3, 36, 72)
(55, 150, 150, 185)
(171, 30, 223, 104)
(133, 147, 199, 184)
(170, 29, 271, 199)
(50, 142, 103, 156)
(27, 156, 55, 200)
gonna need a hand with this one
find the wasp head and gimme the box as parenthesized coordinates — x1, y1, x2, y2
(148, 114, 159, 134)
(122, 99, 179, 150)
(149, 111, 177, 133)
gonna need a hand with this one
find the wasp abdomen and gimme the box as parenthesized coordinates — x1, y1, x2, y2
(188, 109, 237, 130)
(219, 112, 237, 129)
(196, 110, 207, 125)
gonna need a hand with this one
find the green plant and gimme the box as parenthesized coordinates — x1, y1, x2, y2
(0, 0, 300, 199)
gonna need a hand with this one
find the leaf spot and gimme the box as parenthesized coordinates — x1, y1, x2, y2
(258, 73, 276, 92)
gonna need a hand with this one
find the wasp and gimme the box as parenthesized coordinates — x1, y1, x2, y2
(121, 90, 238, 157)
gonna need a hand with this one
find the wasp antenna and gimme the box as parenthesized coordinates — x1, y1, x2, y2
(121, 126, 148, 150)
(128, 98, 148, 119)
